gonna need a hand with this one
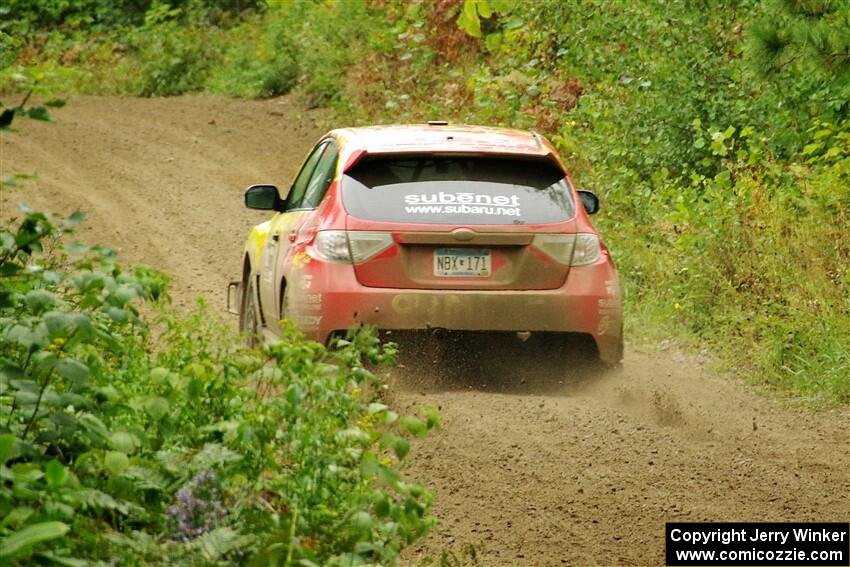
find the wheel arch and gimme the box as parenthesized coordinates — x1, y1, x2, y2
(242, 253, 252, 283)
(240, 253, 253, 306)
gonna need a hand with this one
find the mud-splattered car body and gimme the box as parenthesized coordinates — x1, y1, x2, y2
(231, 124, 623, 366)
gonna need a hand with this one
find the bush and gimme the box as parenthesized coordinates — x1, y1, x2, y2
(0, 205, 435, 564)
(205, 15, 298, 98)
(129, 5, 218, 97)
(598, 149, 850, 403)
(207, 0, 382, 103)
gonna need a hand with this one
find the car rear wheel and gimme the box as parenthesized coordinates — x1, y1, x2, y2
(613, 328, 625, 368)
(279, 281, 289, 322)
(240, 275, 261, 348)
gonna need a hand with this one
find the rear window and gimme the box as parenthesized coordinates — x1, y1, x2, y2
(341, 156, 575, 225)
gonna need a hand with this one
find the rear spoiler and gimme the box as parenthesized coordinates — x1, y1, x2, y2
(342, 148, 559, 174)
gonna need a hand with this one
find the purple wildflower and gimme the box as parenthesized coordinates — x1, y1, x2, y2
(166, 469, 226, 542)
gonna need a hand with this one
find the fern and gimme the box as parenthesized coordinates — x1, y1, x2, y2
(123, 465, 173, 493)
(191, 527, 255, 562)
(155, 449, 191, 478)
(72, 488, 140, 517)
(190, 443, 243, 472)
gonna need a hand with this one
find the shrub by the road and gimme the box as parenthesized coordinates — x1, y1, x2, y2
(0, 206, 435, 564)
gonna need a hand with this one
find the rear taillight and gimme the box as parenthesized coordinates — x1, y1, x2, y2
(348, 232, 394, 262)
(312, 231, 350, 263)
(532, 233, 600, 266)
(532, 234, 575, 264)
(570, 234, 601, 266)
(312, 231, 394, 264)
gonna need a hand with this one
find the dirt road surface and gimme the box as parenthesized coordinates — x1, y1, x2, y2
(3, 97, 848, 566)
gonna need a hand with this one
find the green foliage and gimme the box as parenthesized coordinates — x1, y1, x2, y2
(264, 0, 379, 105)
(0, 97, 63, 132)
(1, 0, 380, 101)
(457, 0, 519, 41)
(0, 521, 70, 559)
(0, 0, 150, 34)
(205, 16, 297, 98)
(748, 0, 850, 80)
(0, 206, 435, 562)
(127, 5, 218, 96)
(0, 0, 263, 35)
(604, 149, 850, 403)
(745, 0, 850, 134)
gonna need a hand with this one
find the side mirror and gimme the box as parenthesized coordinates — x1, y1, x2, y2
(244, 184, 283, 211)
(577, 190, 600, 215)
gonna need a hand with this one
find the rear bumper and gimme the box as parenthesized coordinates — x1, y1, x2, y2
(284, 258, 623, 365)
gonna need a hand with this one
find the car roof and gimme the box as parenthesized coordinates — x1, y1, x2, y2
(332, 124, 551, 157)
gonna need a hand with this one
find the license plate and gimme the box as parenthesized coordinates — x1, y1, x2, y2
(434, 248, 491, 277)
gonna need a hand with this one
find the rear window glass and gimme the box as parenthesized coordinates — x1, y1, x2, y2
(341, 156, 575, 225)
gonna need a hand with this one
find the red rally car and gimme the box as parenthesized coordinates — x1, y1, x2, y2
(229, 123, 623, 367)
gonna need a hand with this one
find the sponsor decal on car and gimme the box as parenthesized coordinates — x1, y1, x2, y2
(292, 250, 312, 269)
(403, 192, 521, 217)
(598, 298, 620, 336)
(292, 314, 323, 328)
(303, 293, 323, 311)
